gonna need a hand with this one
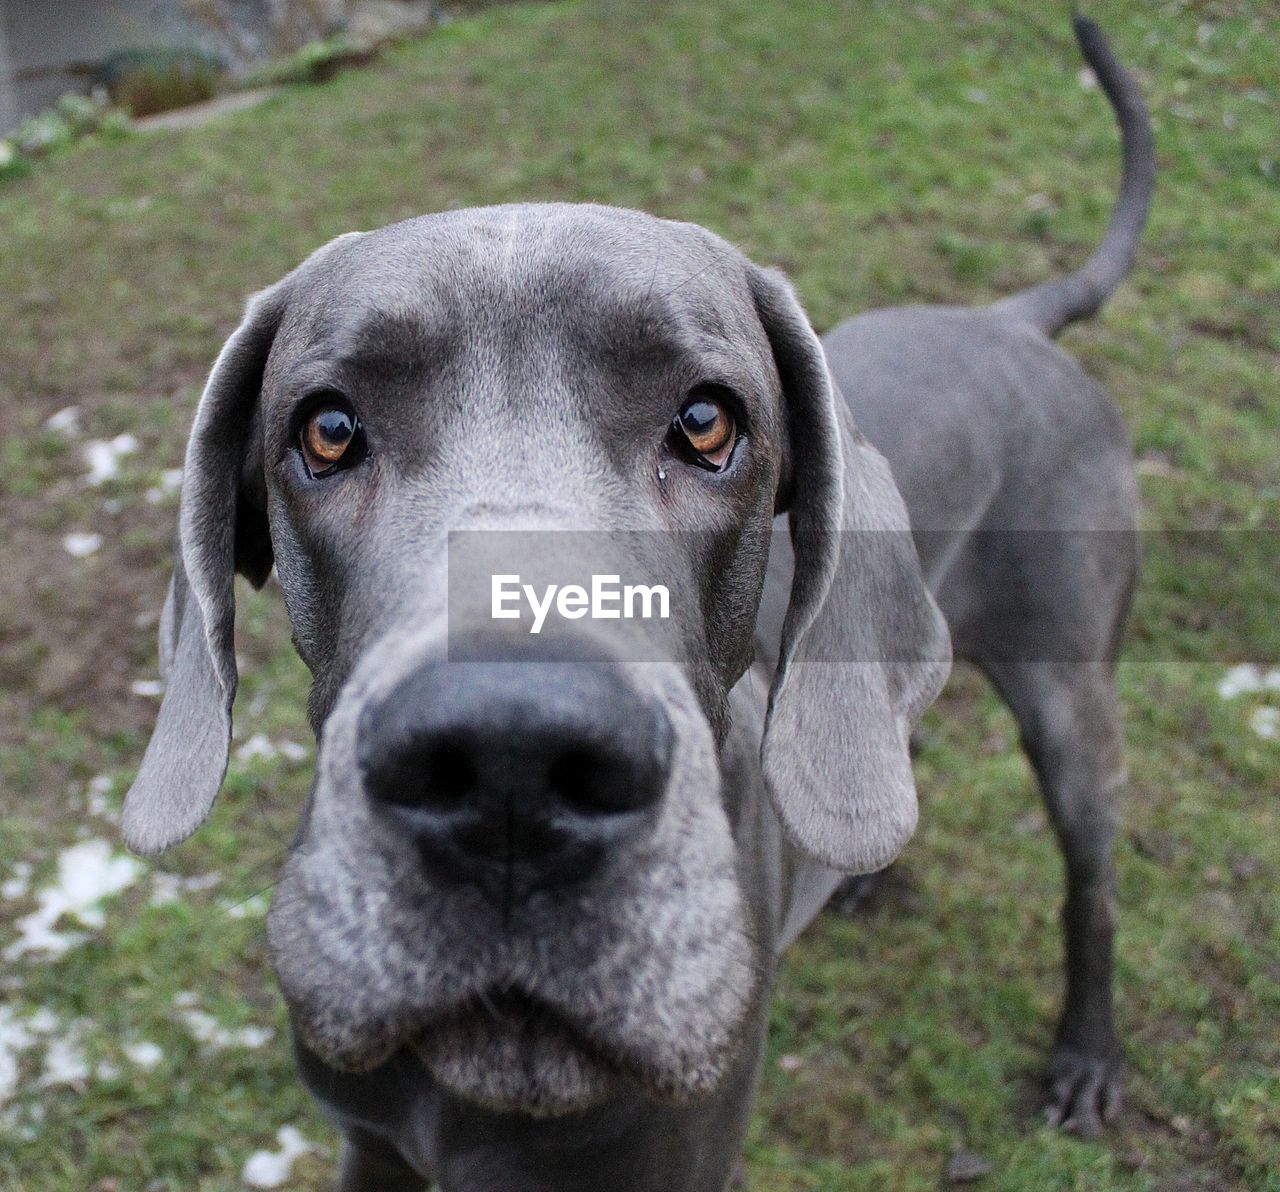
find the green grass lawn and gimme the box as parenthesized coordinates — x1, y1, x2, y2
(1, 1, 1276, 1187)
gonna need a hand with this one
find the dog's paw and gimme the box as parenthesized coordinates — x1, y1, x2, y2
(1044, 1045, 1123, 1137)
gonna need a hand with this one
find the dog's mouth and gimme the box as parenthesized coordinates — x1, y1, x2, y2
(270, 666, 758, 1121)
(410, 988, 623, 1116)
(285, 962, 749, 1116)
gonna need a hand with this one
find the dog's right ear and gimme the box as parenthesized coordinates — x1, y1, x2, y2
(123, 283, 288, 855)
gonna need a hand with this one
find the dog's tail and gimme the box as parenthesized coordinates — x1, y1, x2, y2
(992, 13, 1155, 337)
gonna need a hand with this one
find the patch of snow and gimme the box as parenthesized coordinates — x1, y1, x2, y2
(130, 678, 165, 698)
(3, 840, 143, 961)
(87, 774, 113, 797)
(145, 467, 183, 504)
(150, 871, 221, 908)
(39, 1036, 89, 1087)
(26, 1009, 58, 1036)
(1217, 664, 1280, 699)
(0, 1008, 35, 1104)
(235, 734, 278, 763)
(35, 1019, 118, 1088)
(81, 433, 139, 485)
(2, 862, 33, 901)
(242, 1125, 314, 1188)
(149, 876, 181, 908)
(44, 406, 80, 436)
(0, 1099, 45, 1141)
(225, 893, 270, 920)
(1251, 707, 1279, 741)
(1218, 663, 1261, 698)
(63, 532, 103, 558)
(173, 994, 274, 1052)
(86, 775, 120, 822)
(123, 1040, 164, 1070)
(235, 735, 309, 765)
(183, 1012, 274, 1052)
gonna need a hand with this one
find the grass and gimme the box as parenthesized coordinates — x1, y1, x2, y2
(1, 0, 1276, 1187)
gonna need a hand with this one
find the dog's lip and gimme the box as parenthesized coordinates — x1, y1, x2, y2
(413, 986, 623, 1068)
(422, 987, 596, 1045)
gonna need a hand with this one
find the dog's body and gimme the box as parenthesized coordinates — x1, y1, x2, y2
(823, 14, 1153, 1135)
(122, 16, 1150, 1190)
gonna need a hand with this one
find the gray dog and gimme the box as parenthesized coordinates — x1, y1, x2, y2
(823, 14, 1152, 1136)
(123, 202, 951, 1189)
(121, 15, 1148, 1189)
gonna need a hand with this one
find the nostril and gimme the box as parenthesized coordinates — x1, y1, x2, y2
(369, 738, 478, 813)
(424, 742, 477, 806)
(547, 745, 657, 816)
(547, 748, 601, 812)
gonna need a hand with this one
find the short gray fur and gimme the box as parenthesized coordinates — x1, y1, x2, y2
(123, 203, 950, 1190)
(820, 13, 1152, 1136)
(121, 11, 1150, 1182)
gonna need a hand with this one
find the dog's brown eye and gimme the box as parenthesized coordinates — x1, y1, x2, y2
(671, 394, 737, 471)
(301, 404, 359, 476)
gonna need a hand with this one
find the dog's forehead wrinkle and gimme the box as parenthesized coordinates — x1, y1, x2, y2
(297, 202, 752, 341)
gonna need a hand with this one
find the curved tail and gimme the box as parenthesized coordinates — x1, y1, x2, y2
(993, 13, 1155, 337)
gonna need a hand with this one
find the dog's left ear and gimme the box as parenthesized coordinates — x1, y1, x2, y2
(750, 266, 951, 873)
(122, 282, 285, 855)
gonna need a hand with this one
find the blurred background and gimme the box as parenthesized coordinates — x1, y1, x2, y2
(1, 1, 1276, 1188)
(0, 1, 437, 132)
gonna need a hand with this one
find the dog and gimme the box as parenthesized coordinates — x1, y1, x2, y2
(122, 203, 951, 1189)
(820, 13, 1152, 1137)
(121, 14, 1149, 1185)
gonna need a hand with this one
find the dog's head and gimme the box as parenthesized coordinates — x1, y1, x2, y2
(123, 204, 948, 1116)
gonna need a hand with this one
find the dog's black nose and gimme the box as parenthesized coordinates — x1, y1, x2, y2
(357, 659, 672, 898)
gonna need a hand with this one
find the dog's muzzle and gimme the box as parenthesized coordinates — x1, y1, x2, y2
(356, 655, 674, 902)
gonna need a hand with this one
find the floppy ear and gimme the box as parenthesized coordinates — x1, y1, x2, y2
(751, 266, 951, 873)
(122, 284, 286, 855)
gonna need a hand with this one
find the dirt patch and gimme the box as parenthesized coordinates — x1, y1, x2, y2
(0, 503, 170, 745)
